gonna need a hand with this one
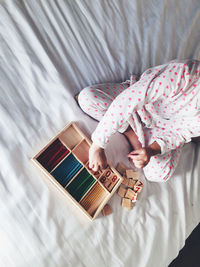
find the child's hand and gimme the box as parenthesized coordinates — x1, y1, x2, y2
(89, 143, 107, 171)
(128, 142, 161, 169)
(127, 147, 152, 169)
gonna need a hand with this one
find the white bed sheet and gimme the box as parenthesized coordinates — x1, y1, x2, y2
(0, 1, 200, 266)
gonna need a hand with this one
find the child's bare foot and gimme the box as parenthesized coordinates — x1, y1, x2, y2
(123, 126, 142, 150)
(89, 143, 107, 171)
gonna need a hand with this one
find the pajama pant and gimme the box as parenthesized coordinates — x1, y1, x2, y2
(78, 77, 183, 182)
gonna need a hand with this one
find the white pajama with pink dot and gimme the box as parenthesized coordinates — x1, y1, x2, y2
(78, 59, 200, 182)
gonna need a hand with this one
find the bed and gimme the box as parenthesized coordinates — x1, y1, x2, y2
(1, 0, 200, 266)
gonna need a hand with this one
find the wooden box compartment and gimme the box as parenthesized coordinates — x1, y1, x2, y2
(72, 139, 90, 164)
(32, 122, 123, 220)
(59, 124, 83, 150)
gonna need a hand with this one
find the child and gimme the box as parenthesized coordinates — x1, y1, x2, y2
(78, 59, 200, 182)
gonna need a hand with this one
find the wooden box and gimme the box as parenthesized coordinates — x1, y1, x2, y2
(31, 122, 123, 221)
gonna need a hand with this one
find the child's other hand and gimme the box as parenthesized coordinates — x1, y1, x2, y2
(89, 143, 107, 171)
(127, 148, 151, 169)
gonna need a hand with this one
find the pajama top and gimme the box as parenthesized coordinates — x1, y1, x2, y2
(91, 59, 200, 154)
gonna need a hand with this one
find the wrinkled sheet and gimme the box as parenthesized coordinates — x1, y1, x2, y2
(0, 1, 200, 266)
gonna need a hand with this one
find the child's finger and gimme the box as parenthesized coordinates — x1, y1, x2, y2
(93, 164, 100, 172)
(101, 162, 108, 170)
(128, 149, 143, 156)
(128, 154, 143, 160)
(134, 160, 145, 168)
(135, 163, 143, 169)
(128, 158, 144, 168)
(89, 162, 94, 169)
(133, 159, 144, 165)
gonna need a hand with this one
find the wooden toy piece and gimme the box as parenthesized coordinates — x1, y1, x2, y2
(99, 168, 111, 187)
(121, 198, 134, 210)
(99, 175, 106, 184)
(121, 177, 129, 187)
(131, 192, 138, 203)
(125, 188, 136, 199)
(135, 180, 144, 187)
(104, 175, 119, 192)
(128, 178, 137, 189)
(104, 168, 112, 178)
(102, 204, 112, 216)
(110, 173, 119, 187)
(100, 168, 119, 192)
(126, 169, 140, 180)
(134, 185, 142, 194)
(123, 172, 127, 178)
(117, 186, 127, 198)
(116, 162, 127, 176)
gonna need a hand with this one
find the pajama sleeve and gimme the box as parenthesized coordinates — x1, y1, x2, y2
(155, 123, 200, 154)
(155, 130, 188, 155)
(91, 66, 167, 148)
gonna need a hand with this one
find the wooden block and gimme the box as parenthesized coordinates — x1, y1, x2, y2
(131, 192, 138, 203)
(116, 162, 127, 175)
(123, 173, 127, 178)
(102, 204, 112, 216)
(134, 185, 142, 193)
(117, 186, 127, 198)
(125, 188, 136, 199)
(99, 168, 112, 190)
(103, 170, 119, 192)
(121, 198, 134, 210)
(135, 180, 144, 187)
(126, 169, 140, 180)
(99, 175, 106, 184)
(104, 168, 112, 178)
(128, 178, 137, 189)
(121, 177, 129, 186)
(104, 177, 119, 192)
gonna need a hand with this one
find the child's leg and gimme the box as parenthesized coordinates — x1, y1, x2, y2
(78, 82, 130, 121)
(143, 146, 183, 182)
(78, 74, 139, 121)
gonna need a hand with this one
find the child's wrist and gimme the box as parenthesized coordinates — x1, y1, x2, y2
(146, 141, 161, 157)
(91, 143, 104, 151)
